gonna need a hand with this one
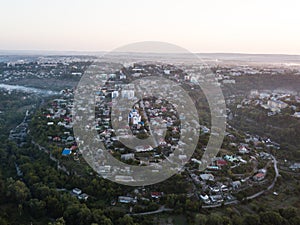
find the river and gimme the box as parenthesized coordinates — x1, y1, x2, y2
(0, 83, 59, 95)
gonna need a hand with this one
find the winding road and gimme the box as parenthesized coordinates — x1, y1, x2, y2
(129, 205, 173, 216)
(246, 154, 279, 200)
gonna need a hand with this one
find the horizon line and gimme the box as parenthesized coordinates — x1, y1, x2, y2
(1, 49, 300, 57)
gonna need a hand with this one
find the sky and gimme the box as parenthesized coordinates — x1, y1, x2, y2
(1, 0, 300, 54)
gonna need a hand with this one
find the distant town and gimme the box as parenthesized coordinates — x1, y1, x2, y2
(0, 54, 300, 225)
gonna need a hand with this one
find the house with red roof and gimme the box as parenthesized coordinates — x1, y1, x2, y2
(253, 172, 265, 181)
(216, 159, 227, 167)
(151, 192, 163, 199)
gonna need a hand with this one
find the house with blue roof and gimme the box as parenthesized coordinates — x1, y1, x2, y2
(62, 148, 72, 156)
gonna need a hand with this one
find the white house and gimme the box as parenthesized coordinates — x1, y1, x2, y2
(135, 145, 153, 152)
(118, 196, 137, 204)
(72, 188, 82, 195)
(238, 145, 249, 154)
(267, 99, 288, 110)
(199, 194, 210, 204)
(200, 174, 215, 181)
(232, 181, 241, 190)
(121, 153, 135, 161)
(293, 112, 300, 118)
(121, 90, 135, 99)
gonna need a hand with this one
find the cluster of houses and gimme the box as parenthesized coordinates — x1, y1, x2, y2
(189, 126, 278, 206)
(93, 64, 196, 169)
(289, 162, 300, 171)
(0, 56, 95, 84)
(42, 94, 82, 159)
(36, 61, 284, 209)
(215, 65, 297, 78)
(65, 62, 227, 184)
(72, 188, 89, 200)
(239, 89, 300, 117)
(196, 174, 239, 205)
(117, 190, 164, 205)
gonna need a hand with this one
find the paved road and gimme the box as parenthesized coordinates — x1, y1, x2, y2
(201, 154, 280, 208)
(129, 205, 173, 216)
(246, 154, 279, 200)
(202, 200, 239, 208)
(268, 155, 279, 190)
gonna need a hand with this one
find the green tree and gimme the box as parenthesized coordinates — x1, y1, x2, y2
(63, 204, 92, 225)
(0, 217, 8, 225)
(27, 198, 46, 218)
(118, 215, 135, 225)
(195, 214, 207, 225)
(289, 216, 300, 225)
(92, 209, 113, 225)
(206, 213, 223, 225)
(48, 217, 65, 225)
(243, 214, 260, 225)
(232, 215, 243, 225)
(279, 207, 297, 219)
(260, 211, 283, 225)
(6, 179, 30, 204)
(45, 196, 64, 218)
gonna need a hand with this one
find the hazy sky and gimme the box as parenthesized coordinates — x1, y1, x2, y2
(1, 0, 300, 54)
